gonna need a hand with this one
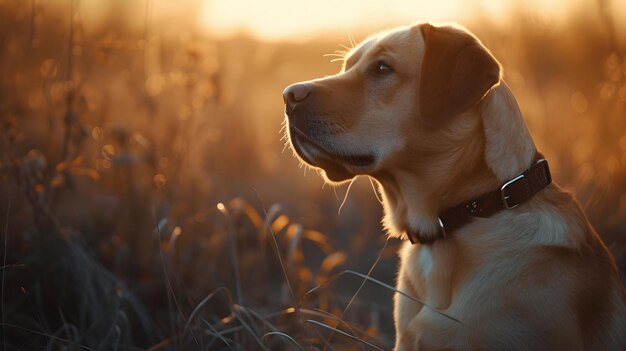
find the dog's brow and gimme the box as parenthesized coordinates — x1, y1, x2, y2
(345, 42, 388, 70)
(345, 50, 362, 69)
(369, 44, 387, 58)
(344, 38, 379, 69)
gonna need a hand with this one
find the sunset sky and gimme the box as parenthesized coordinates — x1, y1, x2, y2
(78, 0, 626, 41)
(196, 0, 624, 40)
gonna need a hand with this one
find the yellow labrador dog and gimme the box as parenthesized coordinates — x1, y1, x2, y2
(282, 23, 626, 350)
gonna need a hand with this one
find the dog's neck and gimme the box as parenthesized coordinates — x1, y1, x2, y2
(375, 83, 537, 243)
(375, 139, 499, 243)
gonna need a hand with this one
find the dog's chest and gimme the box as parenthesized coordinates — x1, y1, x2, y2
(418, 245, 434, 279)
(400, 242, 463, 309)
(400, 240, 485, 309)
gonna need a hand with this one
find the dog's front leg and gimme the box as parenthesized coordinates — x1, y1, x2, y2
(394, 269, 424, 351)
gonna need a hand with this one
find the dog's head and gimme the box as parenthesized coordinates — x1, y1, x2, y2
(283, 23, 535, 192)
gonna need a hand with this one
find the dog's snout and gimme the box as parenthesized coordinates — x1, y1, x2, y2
(282, 83, 311, 108)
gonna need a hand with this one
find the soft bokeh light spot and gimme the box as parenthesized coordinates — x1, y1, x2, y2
(39, 59, 58, 79)
(271, 214, 289, 233)
(100, 159, 112, 169)
(51, 174, 65, 188)
(56, 161, 68, 172)
(216, 202, 225, 212)
(605, 53, 623, 82)
(26, 149, 46, 169)
(101, 144, 115, 160)
(600, 82, 616, 100)
(34, 184, 45, 194)
(198, 82, 215, 99)
(92, 126, 103, 140)
(153, 174, 167, 188)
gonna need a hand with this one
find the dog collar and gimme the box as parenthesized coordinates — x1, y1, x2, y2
(407, 157, 552, 245)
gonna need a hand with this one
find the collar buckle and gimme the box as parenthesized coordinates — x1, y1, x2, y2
(499, 158, 550, 210)
(437, 217, 447, 238)
(500, 174, 526, 209)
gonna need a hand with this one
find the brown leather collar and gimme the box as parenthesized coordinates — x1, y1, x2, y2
(407, 156, 552, 244)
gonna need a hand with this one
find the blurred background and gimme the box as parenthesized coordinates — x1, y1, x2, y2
(1, 0, 625, 349)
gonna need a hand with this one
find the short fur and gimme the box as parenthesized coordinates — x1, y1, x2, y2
(282, 22, 626, 350)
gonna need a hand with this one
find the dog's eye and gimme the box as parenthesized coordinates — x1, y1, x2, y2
(375, 60, 393, 74)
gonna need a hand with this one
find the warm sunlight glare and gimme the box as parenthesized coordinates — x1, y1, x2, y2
(199, 0, 599, 40)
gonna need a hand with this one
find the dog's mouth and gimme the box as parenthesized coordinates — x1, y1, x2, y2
(288, 126, 375, 181)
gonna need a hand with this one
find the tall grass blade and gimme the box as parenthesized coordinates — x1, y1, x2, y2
(323, 238, 389, 349)
(187, 287, 232, 325)
(309, 324, 340, 351)
(305, 320, 385, 351)
(152, 213, 200, 348)
(306, 308, 381, 346)
(231, 305, 271, 351)
(203, 319, 236, 351)
(253, 190, 300, 318)
(219, 205, 244, 306)
(305, 270, 462, 324)
(1, 323, 95, 351)
(261, 331, 307, 351)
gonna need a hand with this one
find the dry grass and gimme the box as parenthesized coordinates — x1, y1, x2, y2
(0, 1, 625, 350)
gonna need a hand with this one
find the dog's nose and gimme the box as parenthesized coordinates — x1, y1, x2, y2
(282, 83, 311, 107)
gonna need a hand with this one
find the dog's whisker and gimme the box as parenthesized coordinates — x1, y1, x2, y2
(338, 43, 351, 52)
(368, 176, 383, 204)
(338, 177, 356, 216)
(324, 51, 347, 64)
(323, 53, 346, 58)
(348, 34, 356, 49)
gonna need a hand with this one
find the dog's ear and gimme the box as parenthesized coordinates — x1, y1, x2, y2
(419, 23, 501, 127)
(481, 82, 536, 181)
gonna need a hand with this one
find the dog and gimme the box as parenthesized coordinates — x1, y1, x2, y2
(282, 22, 626, 350)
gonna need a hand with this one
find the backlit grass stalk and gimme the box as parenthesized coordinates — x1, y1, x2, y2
(254, 192, 301, 322)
